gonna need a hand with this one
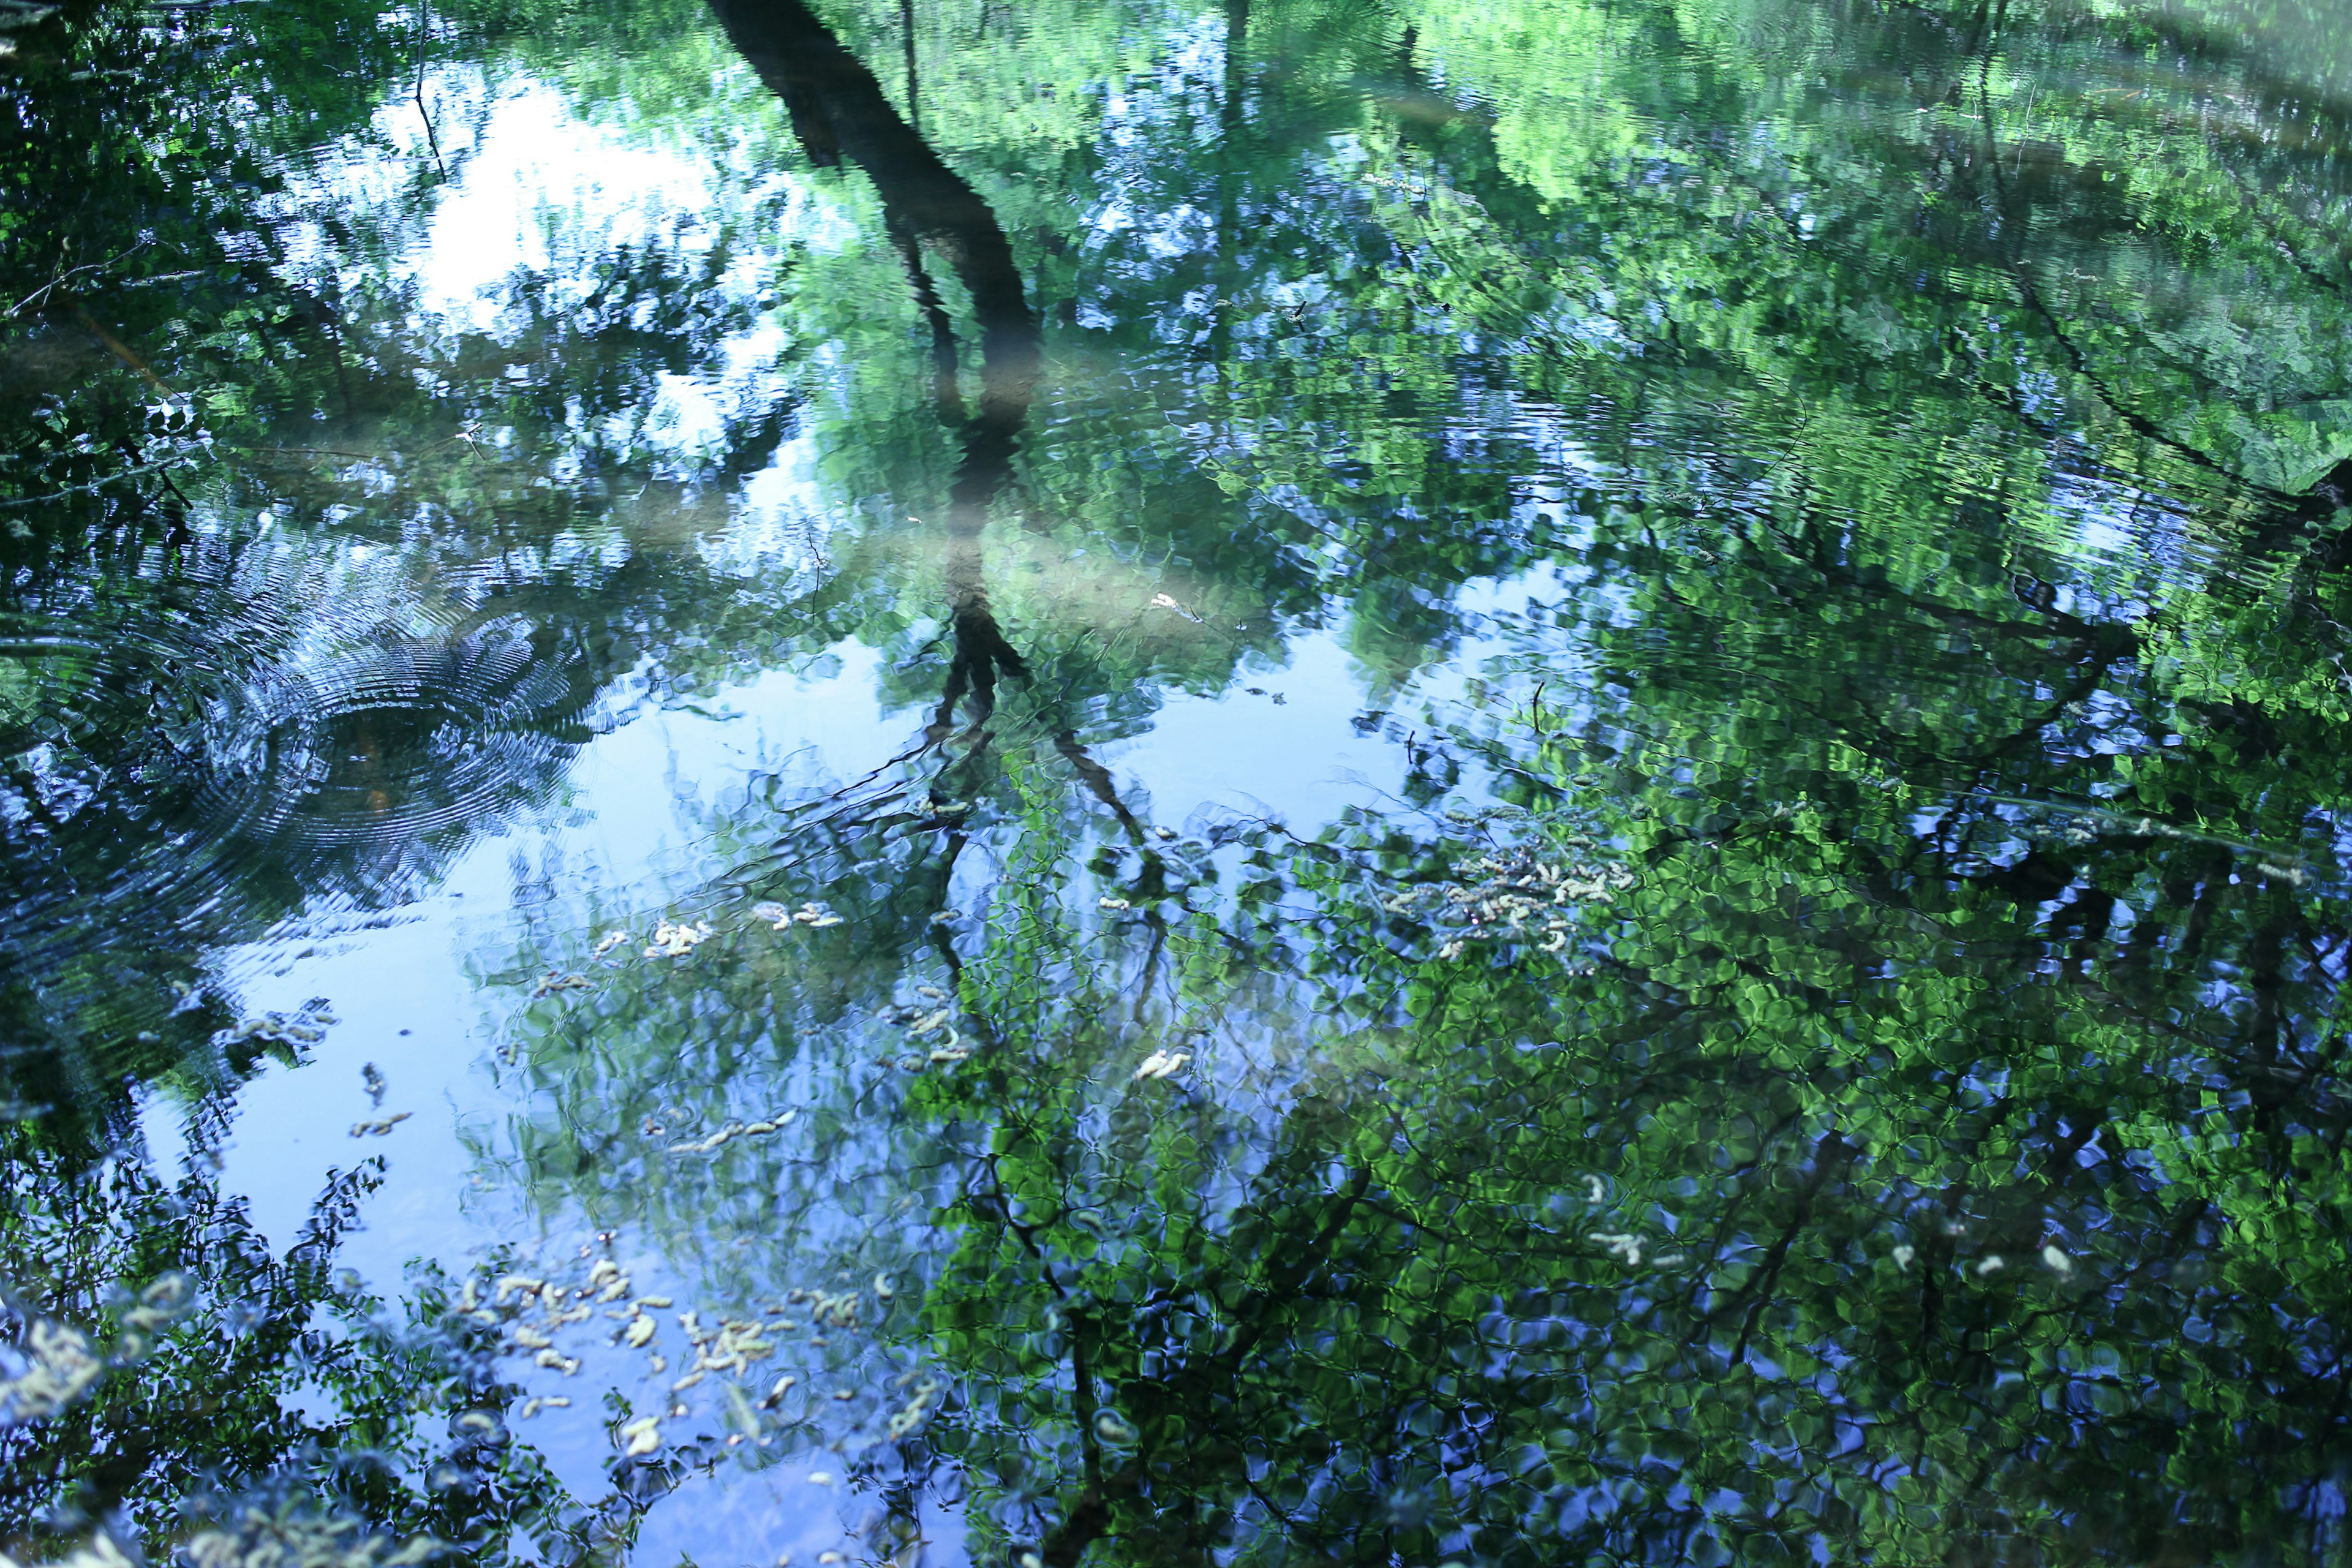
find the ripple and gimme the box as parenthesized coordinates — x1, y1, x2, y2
(192, 616, 591, 864)
(0, 570, 600, 1059)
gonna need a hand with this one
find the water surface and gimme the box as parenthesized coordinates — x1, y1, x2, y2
(5, 0, 2352, 1562)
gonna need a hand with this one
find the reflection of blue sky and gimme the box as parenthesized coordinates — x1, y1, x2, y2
(124, 39, 1582, 1558)
(135, 587, 1471, 1545)
(142, 36, 1588, 1276)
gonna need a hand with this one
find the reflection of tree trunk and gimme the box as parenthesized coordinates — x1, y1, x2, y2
(1053, 731, 1140, 835)
(1206, 0, 1248, 372)
(885, 216, 965, 421)
(707, 0, 1041, 726)
(713, 0, 1152, 842)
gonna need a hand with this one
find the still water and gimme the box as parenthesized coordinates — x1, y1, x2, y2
(4, 0, 2352, 1561)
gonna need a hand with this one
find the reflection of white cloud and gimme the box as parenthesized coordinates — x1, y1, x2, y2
(355, 71, 853, 322)
(270, 68, 862, 469)
(701, 431, 836, 584)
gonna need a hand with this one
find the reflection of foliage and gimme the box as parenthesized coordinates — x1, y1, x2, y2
(458, 0, 2352, 1539)
(0, 1116, 630, 1567)
(11, 0, 2352, 1558)
(895, 741, 2352, 1563)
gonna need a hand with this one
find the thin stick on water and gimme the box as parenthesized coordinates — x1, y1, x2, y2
(415, 0, 447, 181)
(0, 459, 190, 509)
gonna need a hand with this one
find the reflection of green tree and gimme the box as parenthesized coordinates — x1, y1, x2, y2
(903, 728, 2352, 1563)
(0, 1110, 639, 1567)
(450, 1, 2352, 1561)
(13, 0, 2352, 1556)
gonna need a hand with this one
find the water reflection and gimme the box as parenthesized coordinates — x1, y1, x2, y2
(7, 0, 2352, 1561)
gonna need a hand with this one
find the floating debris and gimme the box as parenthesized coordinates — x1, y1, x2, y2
(1093, 1409, 1139, 1444)
(1976, 1255, 2006, 1276)
(531, 971, 593, 998)
(218, 998, 337, 1050)
(624, 1315, 657, 1348)
(124, 1272, 195, 1338)
(181, 1499, 443, 1568)
(0, 1533, 138, 1568)
(1131, 1050, 1189, 1082)
(0, 1317, 104, 1425)
(666, 1111, 794, 1156)
(886, 1377, 941, 1439)
(494, 1275, 545, 1306)
(1385, 845, 1632, 964)
(620, 1415, 662, 1457)
(794, 1289, 862, 1330)
(1098, 897, 1131, 911)
(645, 920, 714, 959)
(671, 1314, 778, 1384)
(348, 1112, 411, 1138)
(1892, 1245, 1916, 1270)
(591, 930, 631, 959)
(361, 1063, 386, 1107)
(2041, 1244, 2073, 1276)
(753, 902, 842, 930)
(1589, 1232, 1645, 1266)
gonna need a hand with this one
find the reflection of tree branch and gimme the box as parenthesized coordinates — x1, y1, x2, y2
(722, 0, 1159, 857)
(413, 0, 447, 184)
(1979, 90, 2298, 503)
(707, 0, 1039, 441)
(886, 216, 964, 423)
(899, 0, 919, 134)
(1052, 731, 1140, 837)
(1038, 1156, 1377, 1568)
